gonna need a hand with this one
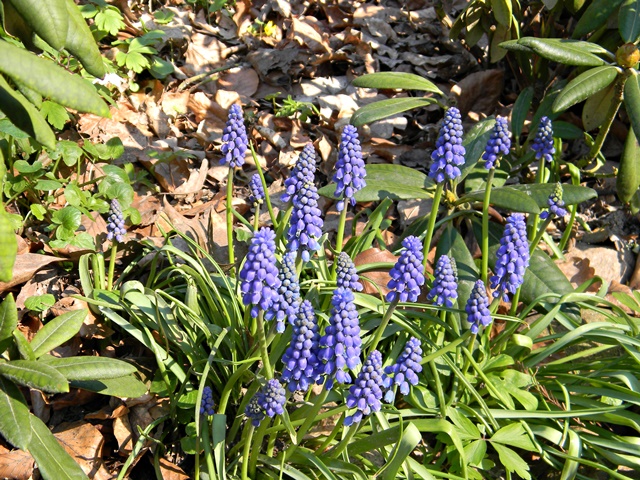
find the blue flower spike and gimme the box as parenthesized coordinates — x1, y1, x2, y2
(490, 213, 530, 301)
(383, 337, 423, 403)
(281, 300, 322, 392)
(335, 251, 363, 292)
(317, 287, 362, 389)
(266, 251, 301, 333)
(239, 228, 282, 318)
(220, 104, 248, 168)
(106, 199, 126, 243)
(540, 183, 567, 220)
(531, 116, 555, 164)
(200, 386, 215, 415)
(386, 236, 426, 303)
(429, 107, 466, 183)
(466, 280, 492, 334)
(245, 394, 265, 427)
(334, 125, 367, 211)
(249, 174, 265, 205)
(344, 350, 385, 426)
(483, 116, 511, 169)
(287, 182, 324, 262)
(258, 379, 287, 419)
(282, 143, 317, 203)
(427, 255, 458, 308)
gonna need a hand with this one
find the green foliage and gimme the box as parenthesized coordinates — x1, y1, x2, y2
(113, 30, 174, 79)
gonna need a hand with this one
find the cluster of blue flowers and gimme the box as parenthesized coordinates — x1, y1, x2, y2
(427, 255, 458, 308)
(335, 251, 363, 291)
(531, 116, 555, 164)
(383, 337, 423, 402)
(249, 173, 265, 205)
(465, 280, 492, 334)
(287, 182, 324, 262)
(266, 251, 301, 333)
(281, 300, 322, 392)
(200, 386, 215, 415)
(386, 236, 425, 303)
(220, 104, 248, 168)
(344, 350, 384, 426)
(429, 107, 466, 182)
(491, 213, 530, 301)
(282, 143, 316, 203)
(245, 379, 287, 427)
(106, 199, 126, 243)
(334, 125, 367, 211)
(483, 116, 511, 169)
(540, 183, 567, 220)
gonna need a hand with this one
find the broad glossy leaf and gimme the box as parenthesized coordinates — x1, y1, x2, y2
(0, 41, 109, 117)
(40, 355, 137, 380)
(6, 0, 68, 50)
(517, 37, 607, 66)
(553, 66, 619, 113)
(0, 293, 17, 344)
(0, 360, 69, 393)
(460, 187, 541, 214)
(0, 213, 17, 285)
(70, 374, 148, 397)
(351, 72, 443, 94)
(573, 0, 625, 37)
(499, 39, 534, 53)
(620, 0, 640, 43)
(583, 81, 616, 131)
(552, 121, 585, 139)
(491, 0, 512, 27)
(617, 128, 640, 202)
(63, 0, 105, 77)
(625, 73, 640, 142)
(512, 86, 533, 139)
(0, 75, 56, 149)
(350, 97, 438, 127)
(30, 309, 87, 358)
(507, 183, 597, 206)
(459, 118, 495, 181)
(319, 164, 434, 202)
(29, 415, 89, 480)
(0, 377, 31, 449)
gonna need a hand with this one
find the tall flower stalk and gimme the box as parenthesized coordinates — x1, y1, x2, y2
(106, 199, 125, 290)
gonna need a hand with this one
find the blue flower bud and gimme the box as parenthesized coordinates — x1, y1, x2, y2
(286, 182, 324, 262)
(282, 143, 316, 203)
(200, 386, 215, 415)
(429, 107, 465, 183)
(344, 350, 385, 426)
(220, 104, 248, 168)
(335, 251, 363, 292)
(482, 116, 511, 169)
(465, 280, 492, 334)
(249, 173, 265, 204)
(531, 116, 555, 164)
(382, 337, 422, 402)
(333, 125, 366, 211)
(427, 255, 458, 308)
(540, 183, 567, 220)
(106, 199, 126, 243)
(386, 236, 425, 303)
(281, 300, 322, 392)
(490, 213, 530, 301)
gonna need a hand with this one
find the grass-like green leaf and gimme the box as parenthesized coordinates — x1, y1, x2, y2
(352, 72, 443, 94)
(30, 309, 87, 358)
(517, 37, 607, 66)
(0, 377, 31, 449)
(553, 66, 619, 113)
(620, 0, 640, 43)
(350, 97, 439, 127)
(0, 360, 69, 393)
(379, 422, 422, 480)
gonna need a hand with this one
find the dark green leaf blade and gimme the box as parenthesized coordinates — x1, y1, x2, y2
(553, 66, 619, 113)
(30, 309, 87, 358)
(63, 0, 105, 77)
(512, 86, 534, 139)
(573, 0, 625, 37)
(507, 183, 597, 207)
(41, 356, 137, 381)
(460, 187, 541, 214)
(0, 360, 69, 393)
(352, 72, 443, 94)
(350, 97, 438, 127)
(625, 73, 640, 142)
(0, 293, 17, 345)
(0, 377, 31, 449)
(517, 37, 607, 66)
(620, 0, 640, 43)
(70, 374, 148, 397)
(6, 0, 68, 50)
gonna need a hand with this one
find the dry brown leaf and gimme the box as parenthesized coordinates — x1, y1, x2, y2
(158, 457, 190, 480)
(0, 254, 63, 293)
(182, 33, 226, 77)
(291, 17, 331, 54)
(218, 66, 260, 98)
(157, 198, 210, 249)
(161, 91, 190, 118)
(451, 70, 504, 117)
(113, 414, 134, 455)
(54, 421, 109, 480)
(215, 89, 241, 111)
(354, 248, 397, 297)
(0, 447, 34, 480)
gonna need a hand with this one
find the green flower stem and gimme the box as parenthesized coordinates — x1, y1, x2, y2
(256, 310, 273, 379)
(250, 143, 277, 227)
(240, 423, 254, 480)
(529, 159, 546, 241)
(332, 205, 349, 279)
(200, 416, 218, 480)
(529, 217, 553, 255)
(266, 416, 281, 457)
(253, 203, 260, 232)
(509, 287, 522, 317)
(429, 359, 447, 418)
(285, 388, 329, 461)
(558, 204, 578, 252)
(423, 183, 444, 270)
(226, 166, 235, 274)
(448, 333, 477, 408)
(106, 243, 118, 291)
(368, 298, 399, 353)
(481, 168, 495, 285)
(327, 422, 359, 458)
(248, 421, 268, 478)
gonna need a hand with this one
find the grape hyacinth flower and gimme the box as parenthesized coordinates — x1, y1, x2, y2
(200, 386, 215, 415)
(386, 236, 426, 303)
(282, 143, 316, 203)
(344, 350, 385, 426)
(383, 337, 423, 402)
(287, 182, 324, 262)
(429, 107, 466, 183)
(531, 116, 555, 164)
(317, 287, 362, 389)
(281, 300, 322, 392)
(466, 280, 492, 334)
(220, 104, 248, 168)
(265, 251, 300, 333)
(540, 184, 567, 220)
(333, 125, 366, 211)
(106, 199, 126, 242)
(482, 116, 511, 169)
(490, 213, 530, 301)
(427, 255, 458, 307)
(257, 379, 287, 420)
(335, 251, 363, 292)
(249, 174, 265, 205)
(239, 228, 281, 318)
(245, 395, 265, 427)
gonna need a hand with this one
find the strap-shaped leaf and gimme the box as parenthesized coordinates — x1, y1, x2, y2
(0, 41, 109, 117)
(0, 293, 17, 345)
(0, 377, 31, 449)
(507, 183, 597, 207)
(553, 66, 619, 113)
(617, 128, 640, 203)
(499, 39, 534, 53)
(512, 86, 533, 139)
(460, 187, 541, 214)
(582, 81, 617, 131)
(41, 355, 137, 380)
(517, 37, 607, 66)
(63, 0, 105, 78)
(13, 330, 35, 360)
(573, 0, 625, 38)
(379, 423, 422, 480)
(30, 309, 87, 358)
(351, 72, 443, 94)
(491, 0, 512, 27)
(625, 72, 640, 142)
(5, 0, 68, 50)
(0, 360, 69, 393)
(620, 0, 640, 43)
(350, 97, 438, 127)
(70, 374, 148, 397)
(29, 414, 90, 480)
(0, 75, 56, 149)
